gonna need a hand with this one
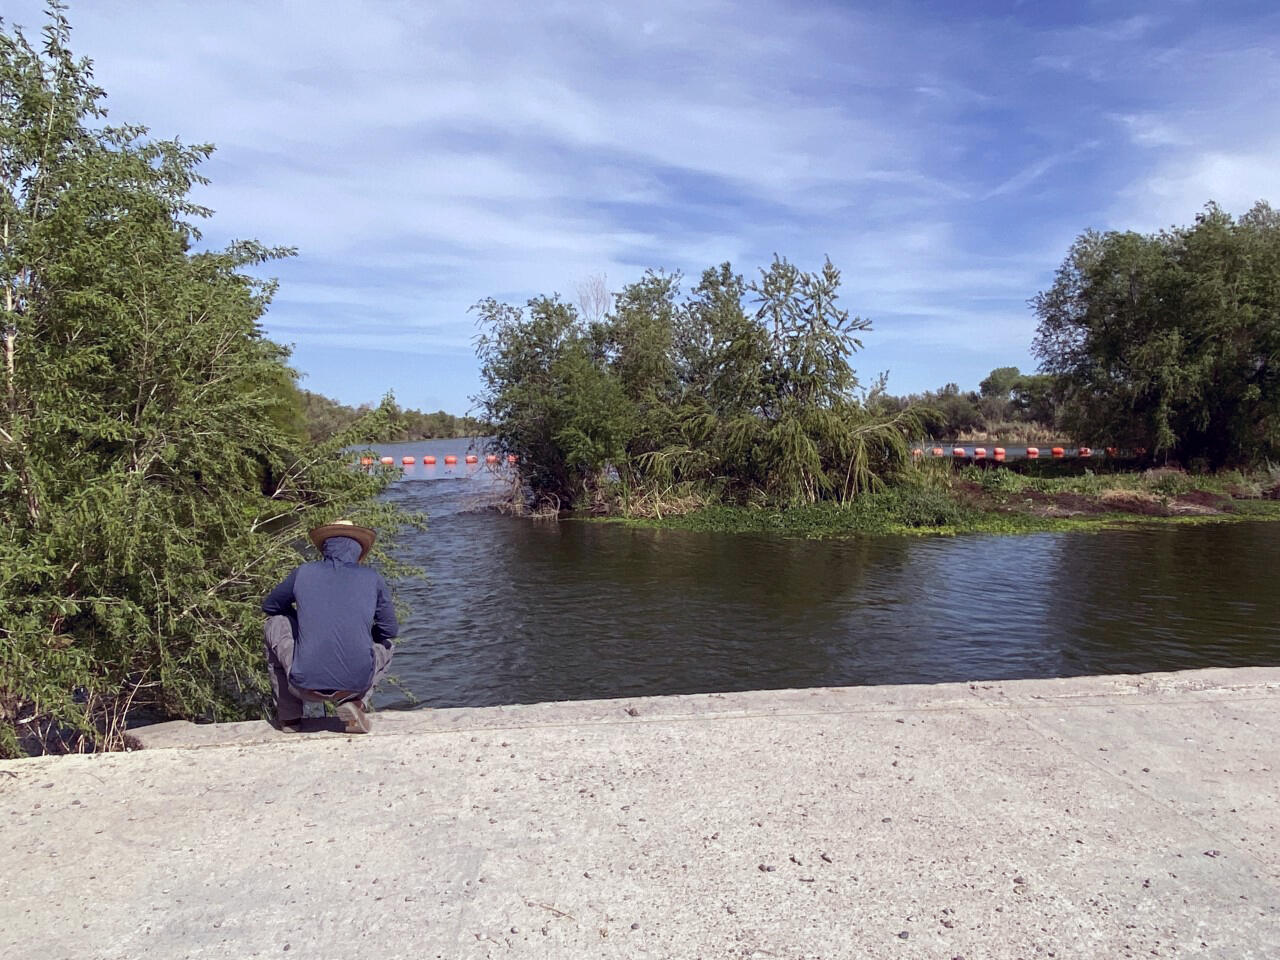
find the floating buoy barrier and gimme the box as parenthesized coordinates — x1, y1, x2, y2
(507, 454, 518, 464)
(401, 456, 415, 465)
(444, 455, 458, 465)
(380, 456, 394, 465)
(486, 454, 498, 464)
(360, 457, 373, 466)
(423, 455, 436, 465)
(465, 454, 478, 464)
(902, 442, 1112, 464)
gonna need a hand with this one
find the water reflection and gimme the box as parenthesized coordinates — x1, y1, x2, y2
(369, 440, 1280, 710)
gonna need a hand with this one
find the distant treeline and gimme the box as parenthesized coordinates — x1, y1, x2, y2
(870, 366, 1060, 443)
(300, 390, 488, 443)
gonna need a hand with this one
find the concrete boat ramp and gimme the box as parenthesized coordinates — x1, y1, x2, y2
(2, 668, 1277, 959)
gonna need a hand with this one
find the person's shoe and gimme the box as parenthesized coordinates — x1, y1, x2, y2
(336, 699, 372, 734)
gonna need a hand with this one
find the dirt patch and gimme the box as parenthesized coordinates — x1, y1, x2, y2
(953, 479, 1235, 520)
(1225, 483, 1261, 500)
(1054, 492, 1114, 515)
(1097, 488, 1171, 516)
(1173, 490, 1234, 514)
(1006, 489, 1113, 518)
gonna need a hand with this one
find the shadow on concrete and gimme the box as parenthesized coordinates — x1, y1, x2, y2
(281, 716, 348, 735)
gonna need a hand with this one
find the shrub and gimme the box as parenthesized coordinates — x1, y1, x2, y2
(0, 12, 414, 755)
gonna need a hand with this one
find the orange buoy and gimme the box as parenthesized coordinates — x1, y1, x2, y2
(401, 456, 415, 465)
(380, 456, 394, 465)
(974, 447, 986, 460)
(931, 446, 944, 457)
(1105, 446, 1118, 457)
(423, 455, 436, 465)
(1135, 446, 1147, 456)
(507, 454, 518, 464)
(360, 457, 373, 466)
(1027, 447, 1039, 459)
(1078, 446, 1092, 458)
(444, 455, 458, 465)
(485, 454, 498, 464)
(911, 448, 923, 459)
(952, 447, 966, 458)
(465, 454, 478, 464)
(1051, 446, 1065, 458)
(993, 447, 1006, 462)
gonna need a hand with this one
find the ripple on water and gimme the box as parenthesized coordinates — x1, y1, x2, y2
(367, 441, 1280, 710)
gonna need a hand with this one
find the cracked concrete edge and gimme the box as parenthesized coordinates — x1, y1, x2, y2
(94, 666, 1279, 756)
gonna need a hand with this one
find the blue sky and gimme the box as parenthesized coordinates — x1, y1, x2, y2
(8, 1, 1279, 413)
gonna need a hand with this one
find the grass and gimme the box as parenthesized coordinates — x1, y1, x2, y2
(602, 466, 1280, 539)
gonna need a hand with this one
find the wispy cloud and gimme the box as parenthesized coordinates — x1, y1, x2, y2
(983, 141, 1101, 200)
(4, 0, 1278, 408)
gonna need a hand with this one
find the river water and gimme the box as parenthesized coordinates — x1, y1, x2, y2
(367, 438, 1280, 710)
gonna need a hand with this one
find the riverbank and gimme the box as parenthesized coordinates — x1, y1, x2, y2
(2, 668, 1277, 958)
(609, 467, 1280, 537)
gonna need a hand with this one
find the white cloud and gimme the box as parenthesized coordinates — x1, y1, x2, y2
(3, 0, 1277, 404)
(1120, 149, 1280, 231)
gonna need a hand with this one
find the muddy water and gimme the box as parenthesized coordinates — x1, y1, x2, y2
(368, 440, 1280, 710)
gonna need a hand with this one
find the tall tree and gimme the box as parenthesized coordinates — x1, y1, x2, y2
(1033, 202, 1280, 467)
(475, 255, 917, 512)
(0, 6, 409, 755)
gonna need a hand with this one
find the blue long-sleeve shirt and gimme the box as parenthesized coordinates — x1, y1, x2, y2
(262, 536, 399, 692)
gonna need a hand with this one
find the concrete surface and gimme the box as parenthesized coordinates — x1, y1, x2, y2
(1, 667, 1277, 959)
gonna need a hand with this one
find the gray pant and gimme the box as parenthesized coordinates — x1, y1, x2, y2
(263, 614, 393, 723)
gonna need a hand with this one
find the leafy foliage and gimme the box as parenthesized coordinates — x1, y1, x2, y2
(300, 389, 487, 443)
(0, 7, 413, 756)
(474, 257, 922, 512)
(1033, 201, 1280, 468)
(870, 369, 1062, 440)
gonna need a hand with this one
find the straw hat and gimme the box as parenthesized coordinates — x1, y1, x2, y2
(308, 519, 376, 561)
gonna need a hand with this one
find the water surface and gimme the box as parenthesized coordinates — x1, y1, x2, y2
(369, 439, 1280, 709)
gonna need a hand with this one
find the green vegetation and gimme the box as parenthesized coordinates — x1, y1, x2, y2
(0, 9, 414, 756)
(301, 390, 487, 443)
(479, 201, 1280, 537)
(869, 367, 1061, 442)
(475, 258, 922, 513)
(870, 203, 1280, 457)
(615, 466, 1280, 538)
(1033, 202, 1280, 468)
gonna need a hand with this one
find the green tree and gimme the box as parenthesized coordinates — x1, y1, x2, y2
(1009, 372, 1059, 425)
(979, 366, 1022, 400)
(474, 294, 630, 508)
(680, 263, 768, 419)
(475, 256, 918, 512)
(1032, 201, 1280, 466)
(0, 7, 412, 756)
(977, 366, 1019, 421)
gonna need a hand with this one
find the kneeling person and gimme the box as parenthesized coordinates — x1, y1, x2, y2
(262, 520, 398, 733)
